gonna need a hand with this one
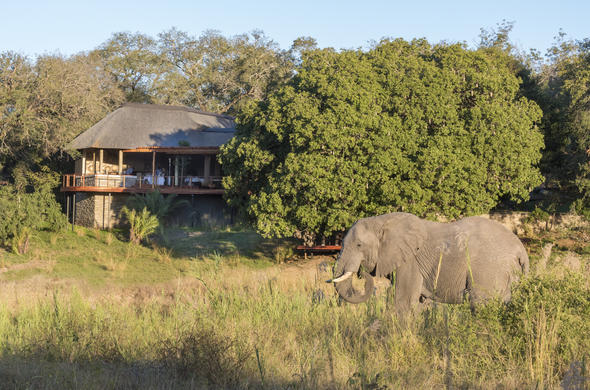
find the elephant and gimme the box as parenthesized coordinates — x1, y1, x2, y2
(329, 212, 529, 314)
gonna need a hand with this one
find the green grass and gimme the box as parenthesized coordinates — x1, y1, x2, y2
(0, 220, 589, 388)
(0, 226, 277, 287)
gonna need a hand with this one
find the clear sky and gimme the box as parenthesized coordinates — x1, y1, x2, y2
(1, 0, 587, 57)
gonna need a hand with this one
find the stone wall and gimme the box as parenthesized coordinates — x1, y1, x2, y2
(483, 212, 585, 235)
(93, 193, 129, 229)
(74, 193, 130, 228)
(73, 192, 96, 227)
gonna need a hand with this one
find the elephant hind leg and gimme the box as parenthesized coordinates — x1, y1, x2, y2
(394, 261, 423, 317)
(466, 270, 513, 312)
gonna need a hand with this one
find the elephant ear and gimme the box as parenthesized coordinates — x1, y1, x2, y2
(376, 214, 427, 277)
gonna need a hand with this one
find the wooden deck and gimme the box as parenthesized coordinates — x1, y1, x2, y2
(296, 245, 342, 258)
(61, 174, 225, 195)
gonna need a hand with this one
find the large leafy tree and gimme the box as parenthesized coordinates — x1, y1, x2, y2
(521, 32, 590, 207)
(0, 52, 123, 177)
(546, 36, 590, 202)
(94, 32, 165, 103)
(156, 29, 293, 115)
(220, 39, 544, 244)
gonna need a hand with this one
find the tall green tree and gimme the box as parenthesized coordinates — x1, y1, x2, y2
(545, 35, 590, 202)
(0, 52, 123, 177)
(220, 39, 544, 244)
(95, 32, 165, 103)
(156, 29, 293, 115)
(521, 31, 590, 205)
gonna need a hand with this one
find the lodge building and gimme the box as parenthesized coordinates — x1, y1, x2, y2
(62, 103, 235, 228)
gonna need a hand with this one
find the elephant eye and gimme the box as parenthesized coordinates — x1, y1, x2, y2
(357, 243, 362, 247)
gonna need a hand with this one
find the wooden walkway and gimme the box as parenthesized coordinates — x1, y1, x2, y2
(296, 245, 342, 258)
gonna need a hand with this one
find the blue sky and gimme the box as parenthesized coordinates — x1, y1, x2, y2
(1, 0, 587, 57)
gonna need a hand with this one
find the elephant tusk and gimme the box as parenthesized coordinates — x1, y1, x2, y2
(328, 271, 354, 283)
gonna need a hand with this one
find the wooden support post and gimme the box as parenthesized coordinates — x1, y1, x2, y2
(72, 193, 76, 231)
(174, 156, 179, 186)
(99, 149, 104, 174)
(108, 193, 111, 229)
(204, 155, 211, 187)
(152, 151, 156, 188)
(168, 158, 172, 186)
(93, 151, 96, 174)
(118, 150, 123, 175)
(102, 194, 105, 230)
(66, 194, 70, 223)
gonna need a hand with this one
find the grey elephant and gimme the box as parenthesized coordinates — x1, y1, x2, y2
(329, 212, 529, 313)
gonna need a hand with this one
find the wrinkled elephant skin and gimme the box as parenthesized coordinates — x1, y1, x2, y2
(331, 213, 529, 314)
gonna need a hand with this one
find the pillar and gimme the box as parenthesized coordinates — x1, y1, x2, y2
(152, 151, 156, 188)
(204, 155, 211, 186)
(174, 156, 179, 186)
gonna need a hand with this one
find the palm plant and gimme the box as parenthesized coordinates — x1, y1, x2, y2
(120, 206, 159, 245)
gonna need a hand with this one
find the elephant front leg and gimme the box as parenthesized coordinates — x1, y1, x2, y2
(394, 261, 424, 317)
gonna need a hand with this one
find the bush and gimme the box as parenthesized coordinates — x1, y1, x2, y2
(502, 272, 590, 382)
(525, 206, 552, 231)
(159, 325, 251, 387)
(120, 206, 159, 245)
(0, 184, 67, 253)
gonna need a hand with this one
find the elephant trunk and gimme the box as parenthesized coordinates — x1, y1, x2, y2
(334, 271, 375, 304)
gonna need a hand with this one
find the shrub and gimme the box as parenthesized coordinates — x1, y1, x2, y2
(120, 206, 159, 245)
(503, 272, 590, 380)
(0, 184, 67, 253)
(526, 206, 552, 231)
(159, 325, 251, 387)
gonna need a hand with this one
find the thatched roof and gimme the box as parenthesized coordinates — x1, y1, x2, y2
(69, 103, 235, 150)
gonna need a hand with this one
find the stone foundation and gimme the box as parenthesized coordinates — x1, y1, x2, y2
(73, 193, 129, 229)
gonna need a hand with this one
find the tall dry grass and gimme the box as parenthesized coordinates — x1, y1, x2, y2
(0, 259, 588, 389)
(1, 222, 590, 389)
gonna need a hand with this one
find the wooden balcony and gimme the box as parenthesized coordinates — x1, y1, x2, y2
(61, 174, 225, 195)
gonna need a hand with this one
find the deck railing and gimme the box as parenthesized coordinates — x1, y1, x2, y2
(62, 174, 223, 190)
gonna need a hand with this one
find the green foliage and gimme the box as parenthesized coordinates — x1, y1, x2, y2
(570, 198, 590, 221)
(155, 29, 293, 115)
(95, 31, 164, 103)
(0, 51, 124, 177)
(271, 244, 294, 264)
(529, 33, 590, 200)
(526, 206, 552, 230)
(120, 206, 159, 245)
(126, 189, 190, 225)
(0, 175, 67, 253)
(503, 272, 590, 373)
(220, 39, 544, 242)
